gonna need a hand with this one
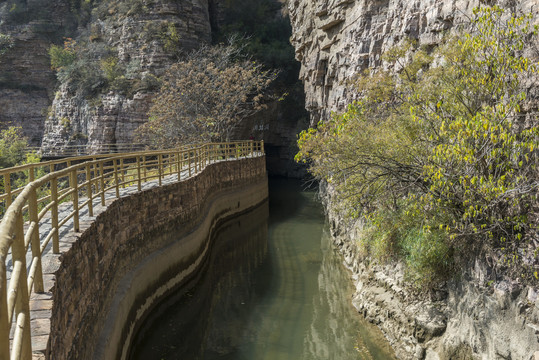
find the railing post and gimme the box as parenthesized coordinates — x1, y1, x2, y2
(51, 177, 59, 254)
(136, 156, 141, 192)
(143, 155, 147, 182)
(198, 147, 201, 171)
(158, 154, 163, 187)
(194, 149, 198, 174)
(119, 158, 125, 188)
(113, 159, 120, 198)
(86, 164, 93, 217)
(177, 151, 181, 181)
(261, 140, 264, 154)
(100, 161, 105, 206)
(4, 174, 11, 208)
(28, 167, 34, 182)
(188, 150, 192, 177)
(29, 187, 44, 293)
(13, 214, 31, 359)
(70, 169, 80, 232)
(202, 145, 205, 169)
(0, 261, 9, 359)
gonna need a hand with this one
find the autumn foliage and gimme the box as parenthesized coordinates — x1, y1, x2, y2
(137, 42, 277, 147)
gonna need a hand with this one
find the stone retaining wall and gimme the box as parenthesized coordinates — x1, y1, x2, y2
(47, 157, 268, 360)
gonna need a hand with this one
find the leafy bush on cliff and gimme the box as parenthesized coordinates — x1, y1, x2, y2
(0, 127, 42, 217)
(297, 7, 539, 286)
(48, 38, 77, 70)
(137, 41, 277, 147)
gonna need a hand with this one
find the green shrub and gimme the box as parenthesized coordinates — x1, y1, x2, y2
(0, 126, 29, 168)
(100, 56, 121, 82)
(401, 228, 453, 287)
(161, 22, 180, 54)
(0, 33, 14, 57)
(48, 38, 77, 70)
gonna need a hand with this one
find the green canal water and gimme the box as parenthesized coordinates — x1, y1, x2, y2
(130, 178, 396, 360)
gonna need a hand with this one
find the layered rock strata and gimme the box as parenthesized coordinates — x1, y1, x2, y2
(287, 0, 538, 125)
(41, 0, 213, 153)
(0, 0, 73, 145)
(323, 184, 539, 359)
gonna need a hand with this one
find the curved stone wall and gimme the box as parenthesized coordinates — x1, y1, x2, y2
(47, 157, 268, 360)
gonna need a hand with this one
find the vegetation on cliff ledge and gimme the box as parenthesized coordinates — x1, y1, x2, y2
(137, 41, 277, 145)
(296, 7, 539, 287)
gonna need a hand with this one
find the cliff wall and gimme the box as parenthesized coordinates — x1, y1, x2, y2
(287, 0, 537, 125)
(287, 1, 539, 359)
(0, 0, 74, 145)
(0, 0, 306, 177)
(320, 183, 539, 359)
(41, 0, 213, 153)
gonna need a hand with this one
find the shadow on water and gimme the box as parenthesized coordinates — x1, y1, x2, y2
(129, 178, 396, 360)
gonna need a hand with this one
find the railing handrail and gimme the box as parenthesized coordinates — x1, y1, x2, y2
(0, 140, 265, 359)
(0, 143, 177, 176)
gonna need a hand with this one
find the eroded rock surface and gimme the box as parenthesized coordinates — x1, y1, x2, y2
(41, 0, 213, 153)
(287, 0, 539, 125)
(321, 181, 539, 359)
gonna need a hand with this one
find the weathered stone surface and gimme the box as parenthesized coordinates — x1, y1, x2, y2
(41, 0, 213, 153)
(287, 0, 539, 126)
(0, 18, 67, 145)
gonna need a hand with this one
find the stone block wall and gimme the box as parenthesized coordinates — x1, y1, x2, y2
(47, 157, 267, 360)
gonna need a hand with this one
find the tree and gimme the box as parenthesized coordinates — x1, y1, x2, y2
(137, 41, 277, 147)
(0, 126, 32, 168)
(296, 6, 539, 286)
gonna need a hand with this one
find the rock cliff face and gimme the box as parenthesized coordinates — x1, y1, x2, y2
(0, 0, 74, 145)
(287, 0, 537, 125)
(287, 1, 539, 359)
(41, 0, 213, 153)
(0, 0, 306, 177)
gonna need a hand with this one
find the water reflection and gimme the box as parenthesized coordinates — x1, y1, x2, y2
(130, 178, 395, 360)
(304, 229, 396, 359)
(130, 201, 269, 360)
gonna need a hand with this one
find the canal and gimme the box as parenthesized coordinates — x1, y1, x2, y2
(129, 178, 396, 359)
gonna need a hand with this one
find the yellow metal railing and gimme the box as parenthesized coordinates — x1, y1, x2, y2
(0, 140, 264, 359)
(28, 143, 148, 158)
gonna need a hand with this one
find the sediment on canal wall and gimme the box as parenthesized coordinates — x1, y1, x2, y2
(48, 157, 268, 360)
(321, 183, 539, 360)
